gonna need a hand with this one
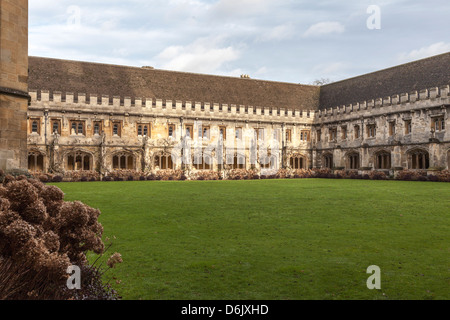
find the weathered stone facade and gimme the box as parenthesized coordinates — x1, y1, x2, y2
(0, 0, 29, 172)
(25, 54, 450, 178)
(26, 90, 316, 176)
(313, 86, 450, 172)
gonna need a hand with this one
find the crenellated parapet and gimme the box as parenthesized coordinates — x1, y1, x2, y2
(316, 85, 449, 123)
(28, 89, 316, 124)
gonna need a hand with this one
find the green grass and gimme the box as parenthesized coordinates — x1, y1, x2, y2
(53, 179, 450, 300)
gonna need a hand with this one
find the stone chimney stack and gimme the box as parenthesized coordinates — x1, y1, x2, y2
(0, 0, 29, 171)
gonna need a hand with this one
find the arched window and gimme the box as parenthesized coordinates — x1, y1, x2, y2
(233, 155, 246, 169)
(193, 153, 213, 170)
(260, 155, 277, 169)
(28, 152, 44, 172)
(375, 151, 391, 169)
(112, 153, 135, 170)
(323, 154, 333, 169)
(347, 153, 360, 170)
(155, 154, 175, 170)
(290, 155, 307, 169)
(67, 152, 92, 171)
(408, 149, 429, 170)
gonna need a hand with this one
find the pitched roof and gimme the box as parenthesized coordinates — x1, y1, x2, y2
(28, 56, 320, 111)
(319, 52, 450, 109)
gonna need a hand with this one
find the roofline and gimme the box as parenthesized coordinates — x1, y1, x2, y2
(28, 55, 319, 88)
(321, 52, 450, 87)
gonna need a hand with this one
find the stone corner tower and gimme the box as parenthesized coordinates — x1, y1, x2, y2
(0, 0, 29, 172)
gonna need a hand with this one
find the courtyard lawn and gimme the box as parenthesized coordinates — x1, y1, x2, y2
(54, 179, 450, 300)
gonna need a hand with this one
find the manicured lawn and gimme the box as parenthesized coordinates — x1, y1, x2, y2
(54, 179, 450, 300)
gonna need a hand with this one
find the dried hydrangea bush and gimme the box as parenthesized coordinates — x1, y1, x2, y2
(0, 171, 120, 300)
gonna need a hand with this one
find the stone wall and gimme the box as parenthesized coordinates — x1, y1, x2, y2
(27, 90, 315, 176)
(313, 85, 450, 171)
(26, 83, 450, 177)
(0, 0, 29, 172)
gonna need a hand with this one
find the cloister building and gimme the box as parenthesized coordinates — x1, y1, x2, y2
(25, 52, 450, 177)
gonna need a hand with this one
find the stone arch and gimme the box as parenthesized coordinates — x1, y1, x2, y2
(373, 149, 392, 170)
(289, 153, 308, 170)
(28, 149, 46, 173)
(153, 151, 176, 170)
(259, 151, 278, 170)
(407, 148, 429, 170)
(112, 151, 136, 170)
(193, 152, 213, 170)
(322, 152, 333, 169)
(63, 149, 94, 171)
(345, 151, 360, 170)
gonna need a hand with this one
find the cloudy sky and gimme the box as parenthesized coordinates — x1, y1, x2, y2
(29, 0, 450, 84)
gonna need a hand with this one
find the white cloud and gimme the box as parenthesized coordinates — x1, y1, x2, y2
(258, 24, 295, 42)
(155, 37, 241, 74)
(398, 42, 450, 63)
(303, 21, 345, 38)
(312, 62, 347, 79)
(211, 0, 275, 18)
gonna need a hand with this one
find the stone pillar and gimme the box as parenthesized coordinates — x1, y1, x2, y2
(0, 0, 29, 172)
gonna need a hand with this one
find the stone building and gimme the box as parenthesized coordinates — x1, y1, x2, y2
(25, 52, 450, 178)
(0, 0, 29, 172)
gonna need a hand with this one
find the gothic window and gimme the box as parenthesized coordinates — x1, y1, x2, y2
(194, 153, 213, 170)
(408, 149, 429, 170)
(347, 153, 360, 170)
(112, 153, 135, 170)
(66, 152, 92, 171)
(155, 154, 174, 170)
(28, 152, 44, 172)
(323, 154, 333, 169)
(375, 151, 391, 169)
(260, 155, 277, 169)
(229, 155, 245, 169)
(290, 155, 307, 170)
